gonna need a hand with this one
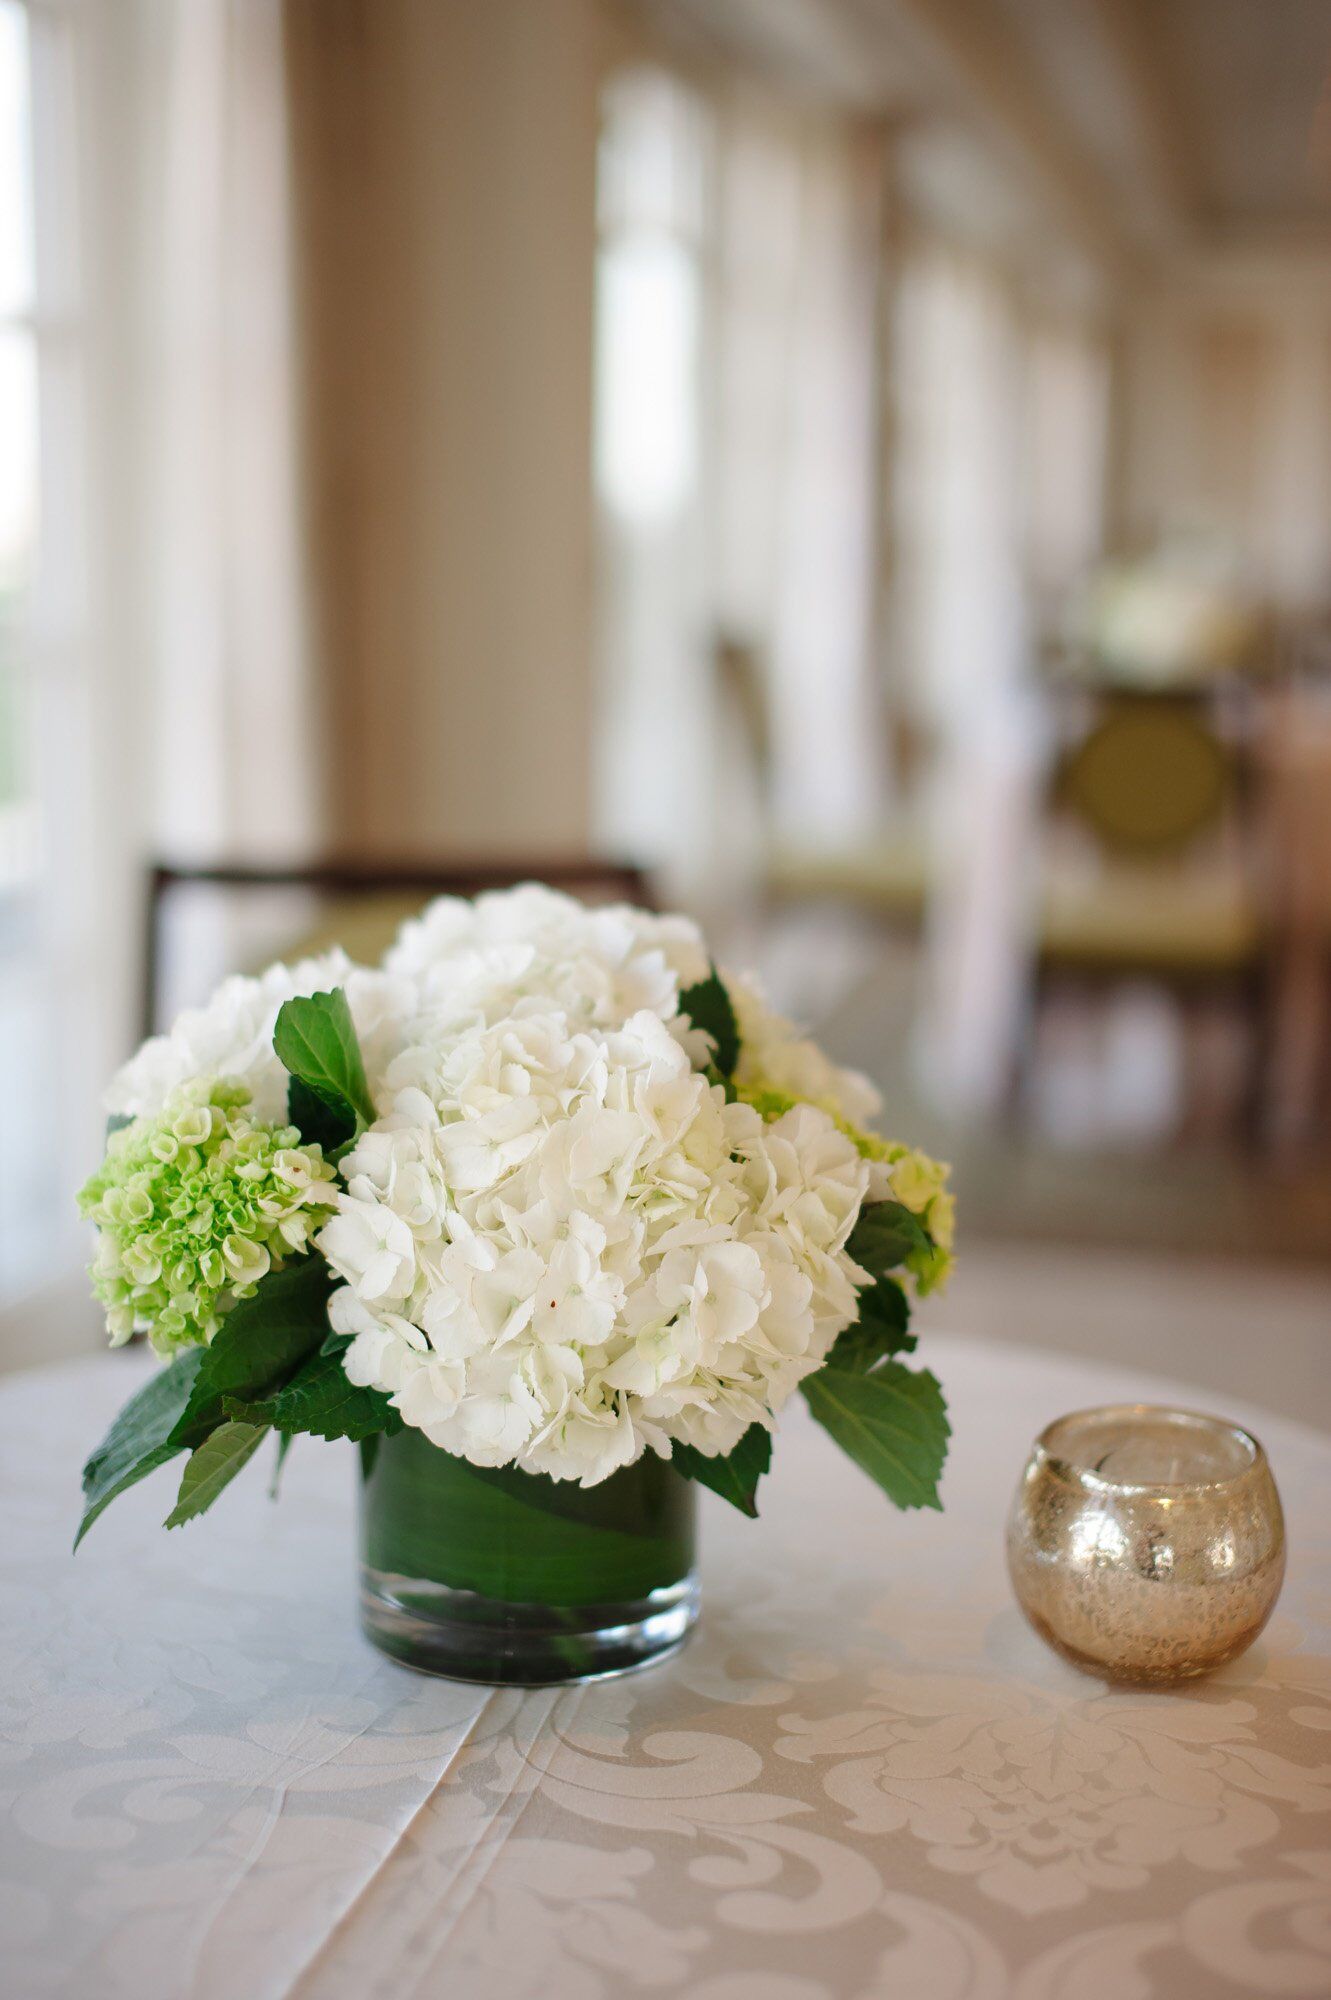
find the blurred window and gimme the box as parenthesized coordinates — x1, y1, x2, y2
(595, 68, 704, 530)
(891, 242, 1109, 724)
(593, 72, 887, 891)
(0, 0, 37, 885)
(711, 105, 886, 849)
(0, 0, 84, 1299)
(891, 241, 1031, 731)
(1026, 322, 1110, 616)
(593, 67, 712, 881)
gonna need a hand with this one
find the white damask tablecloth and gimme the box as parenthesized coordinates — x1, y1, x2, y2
(2, 1335, 1330, 2000)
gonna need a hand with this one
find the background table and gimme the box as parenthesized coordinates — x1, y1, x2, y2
(3, 1335, 1329, 2000)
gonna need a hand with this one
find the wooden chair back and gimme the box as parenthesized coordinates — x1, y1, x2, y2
(141, 856, 656, 1038)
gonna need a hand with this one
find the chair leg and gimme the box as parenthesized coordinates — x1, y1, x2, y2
(1004, 967, 1044, 1131)
(1237, 960, 1271, 1153)
(1258, 942, 1330, 1154)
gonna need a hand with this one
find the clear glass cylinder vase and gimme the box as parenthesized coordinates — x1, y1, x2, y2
(359, 1427, 699, 1685)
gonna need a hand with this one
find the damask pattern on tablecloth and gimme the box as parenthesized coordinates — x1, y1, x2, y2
(2, 1340, 1330, 2000)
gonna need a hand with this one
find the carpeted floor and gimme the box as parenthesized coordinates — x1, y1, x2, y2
(917, 1238, 1331, 1434)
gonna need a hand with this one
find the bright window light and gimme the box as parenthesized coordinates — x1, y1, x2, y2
(595, 233, 699, 528)
(0, 1, 33, 319)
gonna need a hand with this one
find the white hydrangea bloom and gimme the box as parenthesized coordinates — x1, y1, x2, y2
(321, 984, 873, 1486)
(386, 883, 710, 1046)
(105, 951, 412, 1124)
(105, 886, 894, 1488)
(729, 973, 883, 1127)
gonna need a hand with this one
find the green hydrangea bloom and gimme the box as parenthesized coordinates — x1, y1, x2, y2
(734, 1075, 955, 1291)
(78, 1077, 339, 1354)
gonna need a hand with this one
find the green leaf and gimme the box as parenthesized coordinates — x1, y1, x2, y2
(170, 1258, 334, 1448)
(166, 1421, 268, 1527)
(287, 1075, 356, 1153)
(847, 1200, 931, 1278)
(679, 967, 740, 1078)
(802, 1361, 949, 1511)
(362, 1430, 692, 1604)
(672, 1421, 772, 1517)
(274, 988, 376, 1138)
(75, 1348, 205, 1550)
(224, 1346, 403, 1442)
(830, 1274, 916, 1372)
(859, 1272, 913, 1342)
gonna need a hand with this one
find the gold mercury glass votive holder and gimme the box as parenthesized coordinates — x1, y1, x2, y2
(1006, 1404, 1286, 1684)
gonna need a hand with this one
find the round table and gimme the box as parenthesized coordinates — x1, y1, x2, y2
(3, 1336, 1329, 2000)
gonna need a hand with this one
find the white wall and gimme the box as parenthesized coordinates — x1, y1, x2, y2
(291, 0, 606, 859)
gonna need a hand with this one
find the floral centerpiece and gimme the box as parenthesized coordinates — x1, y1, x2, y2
(77, 887, 953, 1683)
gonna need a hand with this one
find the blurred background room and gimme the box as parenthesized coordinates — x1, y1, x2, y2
(2, 0, 1329, 1417)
